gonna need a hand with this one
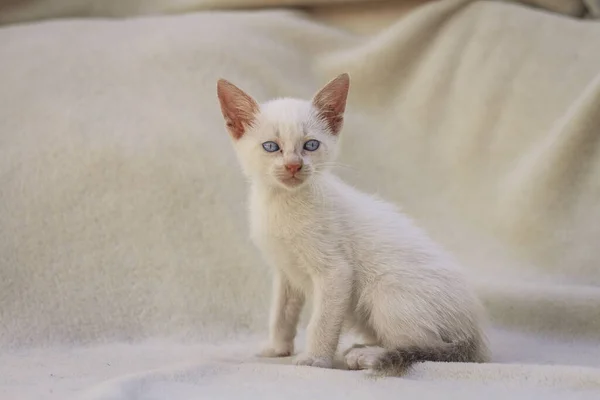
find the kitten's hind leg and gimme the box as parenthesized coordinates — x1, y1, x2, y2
(343, 325, 383, 370)
(343, 324, 379, 354)
(344, 345, 386, 370)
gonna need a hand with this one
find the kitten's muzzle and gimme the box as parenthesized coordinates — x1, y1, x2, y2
(284, 162, 303, 175)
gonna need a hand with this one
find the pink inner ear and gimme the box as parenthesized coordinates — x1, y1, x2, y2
(329, 115, 344, 134)
(225, 116, 246, 140)
(313, 74, 350, 135)
(217, 79, 259, 140)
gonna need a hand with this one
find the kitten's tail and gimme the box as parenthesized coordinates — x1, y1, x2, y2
(374, 337, 486, 376)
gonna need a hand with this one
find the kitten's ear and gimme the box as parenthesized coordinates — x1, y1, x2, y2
(312, 73, 350, 136)
(217, 79, 259, 140)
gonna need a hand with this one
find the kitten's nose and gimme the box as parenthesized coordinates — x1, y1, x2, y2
(285, 162, 303, 175)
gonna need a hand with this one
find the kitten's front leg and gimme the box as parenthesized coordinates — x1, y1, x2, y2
(295, 265, 352, 369)
(259, 270, 305, 358)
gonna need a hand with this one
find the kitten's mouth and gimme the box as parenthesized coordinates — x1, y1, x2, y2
(279, 175, 305, 188)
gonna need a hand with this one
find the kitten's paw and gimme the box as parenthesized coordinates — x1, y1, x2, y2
(344, 346, 386, 370)
(293, 353, 333, 369)
(258, 342, 293, 358)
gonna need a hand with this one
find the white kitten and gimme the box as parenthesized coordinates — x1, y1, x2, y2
(216, 74, 490, 375)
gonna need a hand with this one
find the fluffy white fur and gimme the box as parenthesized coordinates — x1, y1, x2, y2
(216, 73, 490, 373)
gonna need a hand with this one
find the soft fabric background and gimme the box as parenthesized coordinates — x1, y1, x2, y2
(1, 0, 600, 399)
(2, 0, 600, 24)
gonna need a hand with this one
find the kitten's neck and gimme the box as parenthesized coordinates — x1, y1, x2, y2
(250, 173, 331, 206)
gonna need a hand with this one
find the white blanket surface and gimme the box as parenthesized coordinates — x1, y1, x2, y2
(1, 0, 600, 399)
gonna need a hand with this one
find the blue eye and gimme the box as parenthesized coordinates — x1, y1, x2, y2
(262, 141, 280, 152)
(303, 140, 320, 151)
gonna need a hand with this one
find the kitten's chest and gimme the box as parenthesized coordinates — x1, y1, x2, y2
(249, 195, 325, 283)
(249, 194, 319, 241)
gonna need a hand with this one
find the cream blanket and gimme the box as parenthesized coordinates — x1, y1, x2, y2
(1, 0, 600, 399)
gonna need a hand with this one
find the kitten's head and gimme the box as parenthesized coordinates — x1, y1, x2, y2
(216, 73, 350, 190)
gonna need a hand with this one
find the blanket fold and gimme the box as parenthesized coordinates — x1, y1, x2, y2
(0, 0, 599, 26)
